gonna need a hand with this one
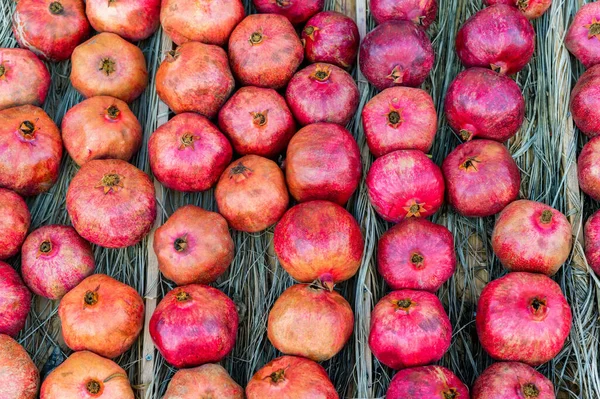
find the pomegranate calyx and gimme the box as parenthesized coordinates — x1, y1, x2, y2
(166, 49, 180, 62)
(269, 368, 286, 383)
(84, 290, 99, 306)
(410, 252, 424, 268)
(249, 31, 264, 45)
(459, 156, 481, 171)
(393, 298, 414, 311)
(522, 382, 540, 398)
(529, 297, 548, 320)
(0, 64, 5, 78)
(251, 110, 269, 127)
(311, 65, 332, 82)
(106, 105, 120, 119)
(19, 120, 36, 138)
(304, 25, 319, 40)
(49, 1, 64, 14)
(230, 162, 253, 179)
(174, 236, 187, 252)
(540, 210, 553, 224)
(276, 0, 291, 7)
(179, 132, 198, 150)
(412, 15, 426, 25)
(459, 129, 473, 141)
(443, 388, 459, 399)
(387, 65, 403, 84)
(176, 291, 191, 301)
(86, 380, 101, 395)
(403, 200, 427, 218)
(96, 173, 124, 194)
(585, 18, 600, 40)
(39, 240, 52, 253)
(516, 0, 529, 11)
(99, 58, 116, 76)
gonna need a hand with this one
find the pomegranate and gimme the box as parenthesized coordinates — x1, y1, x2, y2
(0, 189, 30, 260)
(274, 201, 364, 288)
(246, 356, 338, 399)
(472, 362, 554, 399)
(285, 123, 361, 205)
(66, 159, 156, 248)
(267, 283, 354, 361)
(485, 0, 552, 19)
(0, 262, 31, 337)
(386, 366, 469, 399)
(61, 96, 142, 166)
(150, 284, 238, 368)
(0, 48, 50, 110)
(21, 225, 95, 300)
(301, 11, 359, 69)
(370, 0, 438, 28)
(369, 289, 452, 369)
(578, 137, 600, 200)
(161, 0, 245, 46)
(70, 32, 148, 103)
(362, 87, 437, 157)
(163, 364, 244, 399)
(570, 64, 600, 137)
(491, 200, 572, 275)
(566, 2, 600, 68)
(12, 0, 90, 61)
(154, 205, 234, 286)
(444, 68, 525, 142)
(218, 86, 296, 158)
(215, 155, 289, 232)
(40, 351, 134, 399)
(584, 209, 600, 275)
(156, 42, 235, 118)
(442, 140, 521, 217)
(476, 272, 572, 365)
(252, 0, 324, 25)
(0, 334, 39, 399)
(359, 21, 434, 90)
(86, 0, 160, 42)
(0, 105, 62, 196)
(366, 150, 445, 223)
(378, 218, 455, 292)
(149, 113, 232, 192)
(228, 14, 304, 89)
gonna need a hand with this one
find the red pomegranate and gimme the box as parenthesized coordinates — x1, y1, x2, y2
(70, 32, 148, 103)
(61, 96, 142, 166)
(86, 0, 160, 41)
(154, 205, 234, 286)
(0, 262, 31, 337)
(378, 218, 455, 292)
(476, 272, 572, 365)
(0, 334, 39, 399)
(40, 351, 134, 399)
(228, 14, 304, 89)
(359, 21, 434, 90)
(163, 364, 244, 399)
(149, 113, 232, 192)
(274, 201, 364, 289)
(362, 87, 437, 157)
(370, 0, 438, 28)
(386, 366, 469, 399)
(246, 356, 338, 399)
(472, 362, 554, 399)
(444, 68, 525, 142)
(369, 289, 452, 369)
(584, 210, 600, 275)
(252, 0, 324, 25)
(285, 123, 361, 205)
(491, 200, 572, 275)
(215, 155, 289, 232)
(442, 140, 521, 217)
(570, 64, 600, 137)
(0, 189, 30, 260)
(566, 2, 600, 68)
(156, 42, 235, 118)
(0, 105, 62, 196)
(161, 0, 245, 46)
(66, 159, 156, 248)
(218, 86, 296, 158)
(485, 0, 552, 19)
(12, 0, 90, 61)
(366, 150, 445, 223)
(150, 284, 238, 368)
(578, 137, 600, 200)
(0, 48, 50, 110)
(268, 283, 354, 361)
(301, 11, 359, 69)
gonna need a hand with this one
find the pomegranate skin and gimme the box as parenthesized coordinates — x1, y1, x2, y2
(0, 189, 30, 260)
(246, 356, 338, 399)
(61, 96, 142, 166)
(566, 2, 600, 68)
(163, 364, 244, 399)
(21, 225, 95, 300)
(285, 123, 361, 205)
(252, 0, 324, 25)
(0, 49, 50, 111)
(218, 86, 296, 158)
(274, 201, 364, 287)
(570, 64, 600, 137)
(267, 284, 354, 361)
(149, 284, 239, 368)
(491, 200, 572, 275)
(362, 87, 437, 157)
(386, 366, 469, 399)
(359, 21, 434, 90)
(369, 289, 452, 370)
(0, 334, 39, 399)
(228, 14, 304, 89)
(476, 272, 572, 365)
(0, 262, 31, 337)
(370, 0, 438, 28)
(302, 11, 359, 69)
(153, 205, 234, 286)
(378, 218, 455, 292)
(578, 136, 600, 200)
(485, 0, 552, 19)
(12, 0, 90, 61)
(366, 150, 445, 223)
(86, 0, 160, 42)
(66, 159, 157, 248)
(0, 105, 62, 196)
(444, 68, 525, 142)
(584, 210, 600, 276)
(472, 362, 555, 399)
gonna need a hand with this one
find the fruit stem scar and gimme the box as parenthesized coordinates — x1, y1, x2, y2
(40, 240, 52, 253)
(540, 210, 552, 224)
(49, 1, 64, 14)
(268, 368, 286, 383)
(19, 120, 36, 137)
(459, 129, 473, 141)
(586, 19, 600, 39)
(393, 298, 413, 311)
(460, 156, 481, 171)
(249, 32, 264, 45)
(174, 237, 187, 252)
(179, 132, 197, 149)
(176, 291, 190, 301)
(107, 105, 120, 119)
(251, 111, 268, 126)
(388, 110, 401, 125)
(387, 65, 403, 84)
(516, 0, 529, 11)
(99, 58, 116, 76)
(443, 388, 459, 399)
(522, 382, 540, 398)
(0, 64, 5, 77)
(410, 253, 424, 266)
(230, 162, 252, 178)
(84, 290, 99, 306)
(86, 380, 101, 394)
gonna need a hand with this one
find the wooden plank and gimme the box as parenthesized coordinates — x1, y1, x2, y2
(355, 0, 368, 86)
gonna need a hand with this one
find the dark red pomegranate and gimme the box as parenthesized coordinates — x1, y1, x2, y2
(566, 2, 600, 68)
(578, 136, 600, 200)
(163, 364, 244, 399)
(370, 0, 438, 28)
(86, 0, 160, 41)
(148, 113, 233, 192)
(0, 48, 50, 111)
(0, 189, 30, 260)
(359, 21, 434, 90)
(369, 289, 452, 369)
(570, 64, 600, 137)
(485, 0, 552, 19)
(476, 272, 572, 365)
(285, 123, 361, 205)
(252, 0, 324, 25)
(218, 86, 296, 158)
(150, 284, 238, 368)
(362, 86, 437, 157)
(584, 209, 600, 276)
(301, 11, 359, 69)
(366, 150, 445, 223)
(12, 0, 90, 61)
(0, 334, 39, 399)
(0, 262, 31, 337)
(472, 362, 555, 399)
(444, 68, 525, 142)
(229, 14, 304, 89)
(386, 366, 469, 399)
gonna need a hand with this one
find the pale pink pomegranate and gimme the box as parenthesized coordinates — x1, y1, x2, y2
(163, 365, 244, 399)
(0, 189, 30, 260)
(485, 0, 552, 19)
(472, 362, 555, 399)
(370, 0, 438, 28)
(0, 262, 31, 337)
(570, 64, 600, 137)
(584, 209, 600, 276)
(252, 0, 324, 25)
(386, 366, 469, 399)
(86, 0, 160, 41)
(0, 334, 39, 399)
(566, 2, 600, 68)
(302, 11, 359, 69)
(578, 136, 600, 200)
(0, 48, 50, 111)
